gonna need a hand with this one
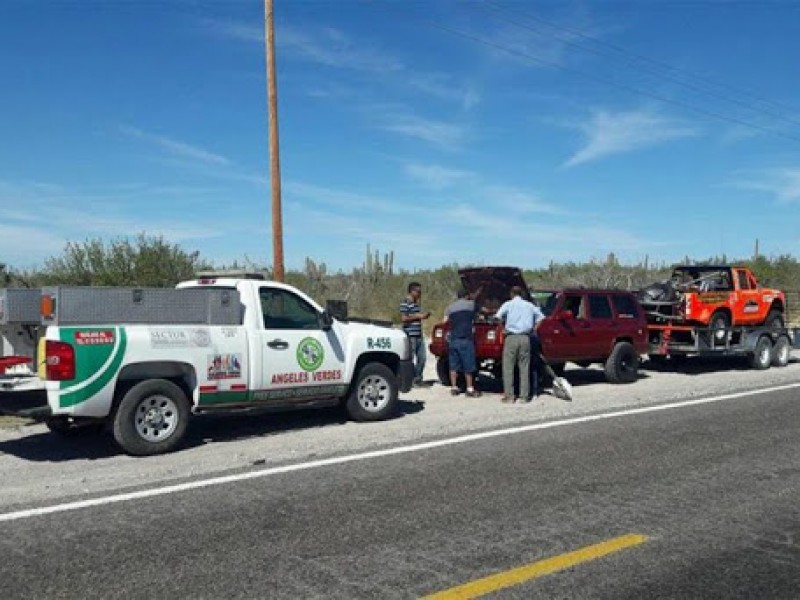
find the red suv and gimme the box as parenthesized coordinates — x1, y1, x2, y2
(429, 267, 649, 385)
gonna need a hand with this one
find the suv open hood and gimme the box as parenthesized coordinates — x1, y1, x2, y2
(459, 266, 529, 312)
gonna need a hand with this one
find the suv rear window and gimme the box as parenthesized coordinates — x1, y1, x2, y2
(612, 294, 639, 318)
(588, 294, 613, 319)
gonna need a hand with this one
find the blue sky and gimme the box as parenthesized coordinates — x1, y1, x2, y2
(2, 0, 800, 272)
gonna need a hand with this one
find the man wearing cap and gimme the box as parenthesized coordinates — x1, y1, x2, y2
(495, 285, 539, 403)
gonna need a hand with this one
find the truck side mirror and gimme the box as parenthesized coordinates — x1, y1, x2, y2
(320, 311, 334, 331)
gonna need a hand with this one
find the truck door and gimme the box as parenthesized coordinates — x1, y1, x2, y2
(538, 292, 589, 361)
(733, 269, 766, 325)
(255, 287, 347, 402)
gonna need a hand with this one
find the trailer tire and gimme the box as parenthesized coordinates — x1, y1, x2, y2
(749, 336, 773, 370)
(112, 379, 190, 456)
(345, 363, 398, 422)
(772, 335, 790, 367)
(605, 341, 639, 384)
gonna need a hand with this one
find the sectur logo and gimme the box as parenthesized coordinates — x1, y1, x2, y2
(297, 337, 324, 371)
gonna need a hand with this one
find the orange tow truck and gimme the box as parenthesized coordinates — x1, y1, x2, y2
(639, 265, 795, 368)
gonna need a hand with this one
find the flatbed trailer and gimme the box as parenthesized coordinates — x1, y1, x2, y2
(647, 323, 800, 370)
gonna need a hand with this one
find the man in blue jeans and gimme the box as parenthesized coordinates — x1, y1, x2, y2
(400, 281, 431, 386)
(443, 288, 481, 397)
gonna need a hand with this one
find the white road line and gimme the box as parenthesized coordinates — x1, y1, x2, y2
(2, 382, 800, 523)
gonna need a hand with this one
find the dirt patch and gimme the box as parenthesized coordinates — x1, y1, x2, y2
(0, 415, 31, 428)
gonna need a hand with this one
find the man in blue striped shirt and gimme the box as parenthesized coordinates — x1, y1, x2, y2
(400, 282, 431, 386)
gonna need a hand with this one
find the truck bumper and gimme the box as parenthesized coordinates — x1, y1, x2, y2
(398, 359, 414, 393)
(0, 391, 52, 420)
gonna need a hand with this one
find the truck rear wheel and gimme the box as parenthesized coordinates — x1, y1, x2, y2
(765, 310, 785, 331)
(604, 341, 639, 384)
(749, 336, 773, 370)
(707, 311, 730, 347)
(346, 363, 398, 422)
(112, 379, 190, 456)
(772, 335, 790, 367)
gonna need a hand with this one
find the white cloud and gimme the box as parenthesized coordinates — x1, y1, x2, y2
(120, 126, 231, 167)
(480, 185, 565, 215)
(564, 109, 697, 167)
(378, 114, 468, 149)
(732, 167, 800, 203)
(404, 164, 475, 190)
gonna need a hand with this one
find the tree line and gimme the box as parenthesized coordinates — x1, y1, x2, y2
(3, 236, 798, 331)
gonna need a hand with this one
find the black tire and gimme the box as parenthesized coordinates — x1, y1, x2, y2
(706, 311, 730, 348)
(765, 309, 785, 331)
(112, 379, 190, 456)
(749, 335, 773, 370)
(436, 356, 451, 385)
(45, 417, 104, 437)
(345, 363, 398, 422)
(772, 335, 791, 367)
(604, 341, 640, 384)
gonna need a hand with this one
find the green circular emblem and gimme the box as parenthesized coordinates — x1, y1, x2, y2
(297, 337, 324, 371)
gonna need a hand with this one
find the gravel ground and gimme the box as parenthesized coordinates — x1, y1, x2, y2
(1, 350, 799, 511)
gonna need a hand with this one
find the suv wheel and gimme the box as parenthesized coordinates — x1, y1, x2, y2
(765, 309, 785, 331)
(604, 341, 639, 384)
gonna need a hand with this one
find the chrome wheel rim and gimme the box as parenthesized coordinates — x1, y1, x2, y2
(135, 394, 179, 442)
(357, 374, 391, 412)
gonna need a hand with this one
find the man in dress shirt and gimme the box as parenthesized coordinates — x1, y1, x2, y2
(495, 286, 540, 403)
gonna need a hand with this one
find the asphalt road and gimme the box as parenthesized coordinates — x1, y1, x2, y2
(2, 385, 800, 598)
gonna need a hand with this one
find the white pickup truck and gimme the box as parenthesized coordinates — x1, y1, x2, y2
(1, 274, 413, 455)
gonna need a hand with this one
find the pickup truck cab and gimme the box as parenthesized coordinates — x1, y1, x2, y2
(2, 275, 413, 455)
(429, 267, 649, 385)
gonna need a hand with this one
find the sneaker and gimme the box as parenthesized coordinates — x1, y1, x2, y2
(450, 388, 461, 396)
(465, 390, 482, 398)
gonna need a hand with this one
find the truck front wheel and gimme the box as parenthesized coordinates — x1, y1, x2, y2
(436, 356, 451, 385)
(112, 379, 190, 456)
(604, 342, 639, 384)
(346, 363, 398, 422)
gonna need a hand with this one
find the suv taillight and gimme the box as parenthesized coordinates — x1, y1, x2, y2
(46, 340, 75, 381)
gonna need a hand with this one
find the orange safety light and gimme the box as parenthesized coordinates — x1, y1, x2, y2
(40, 294, 56, 319)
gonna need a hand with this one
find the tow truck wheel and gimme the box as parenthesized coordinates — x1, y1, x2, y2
(765, 310, 785, 331)
(112, 379, 190, 456)
(436, 357, 451, 385)
(772, 335, 791, 367)
(604, 341, 639, 384)
(750, 336, 773, 370)
(346, 363, 398, 422)
(707, 311, 730, 347)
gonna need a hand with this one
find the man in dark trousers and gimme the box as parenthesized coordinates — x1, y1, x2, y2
(400, 281, 431, 386)
(443, 288, 481, 397)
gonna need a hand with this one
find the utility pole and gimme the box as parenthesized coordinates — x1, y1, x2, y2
(265, 0, 285, 281)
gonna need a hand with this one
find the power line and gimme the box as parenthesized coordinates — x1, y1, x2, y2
(482, 1, 800, 120)
(417, 16, 800, 146)
(479, 1, 800, 131)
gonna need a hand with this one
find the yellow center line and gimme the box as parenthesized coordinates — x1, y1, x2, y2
(422, 533, 648, 600)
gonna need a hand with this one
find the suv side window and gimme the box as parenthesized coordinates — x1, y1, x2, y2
(562, 294, 585, 318)
(588, 294, 613, 319)
(259, 288, 320, 330)
(612, 294, 639, 318)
